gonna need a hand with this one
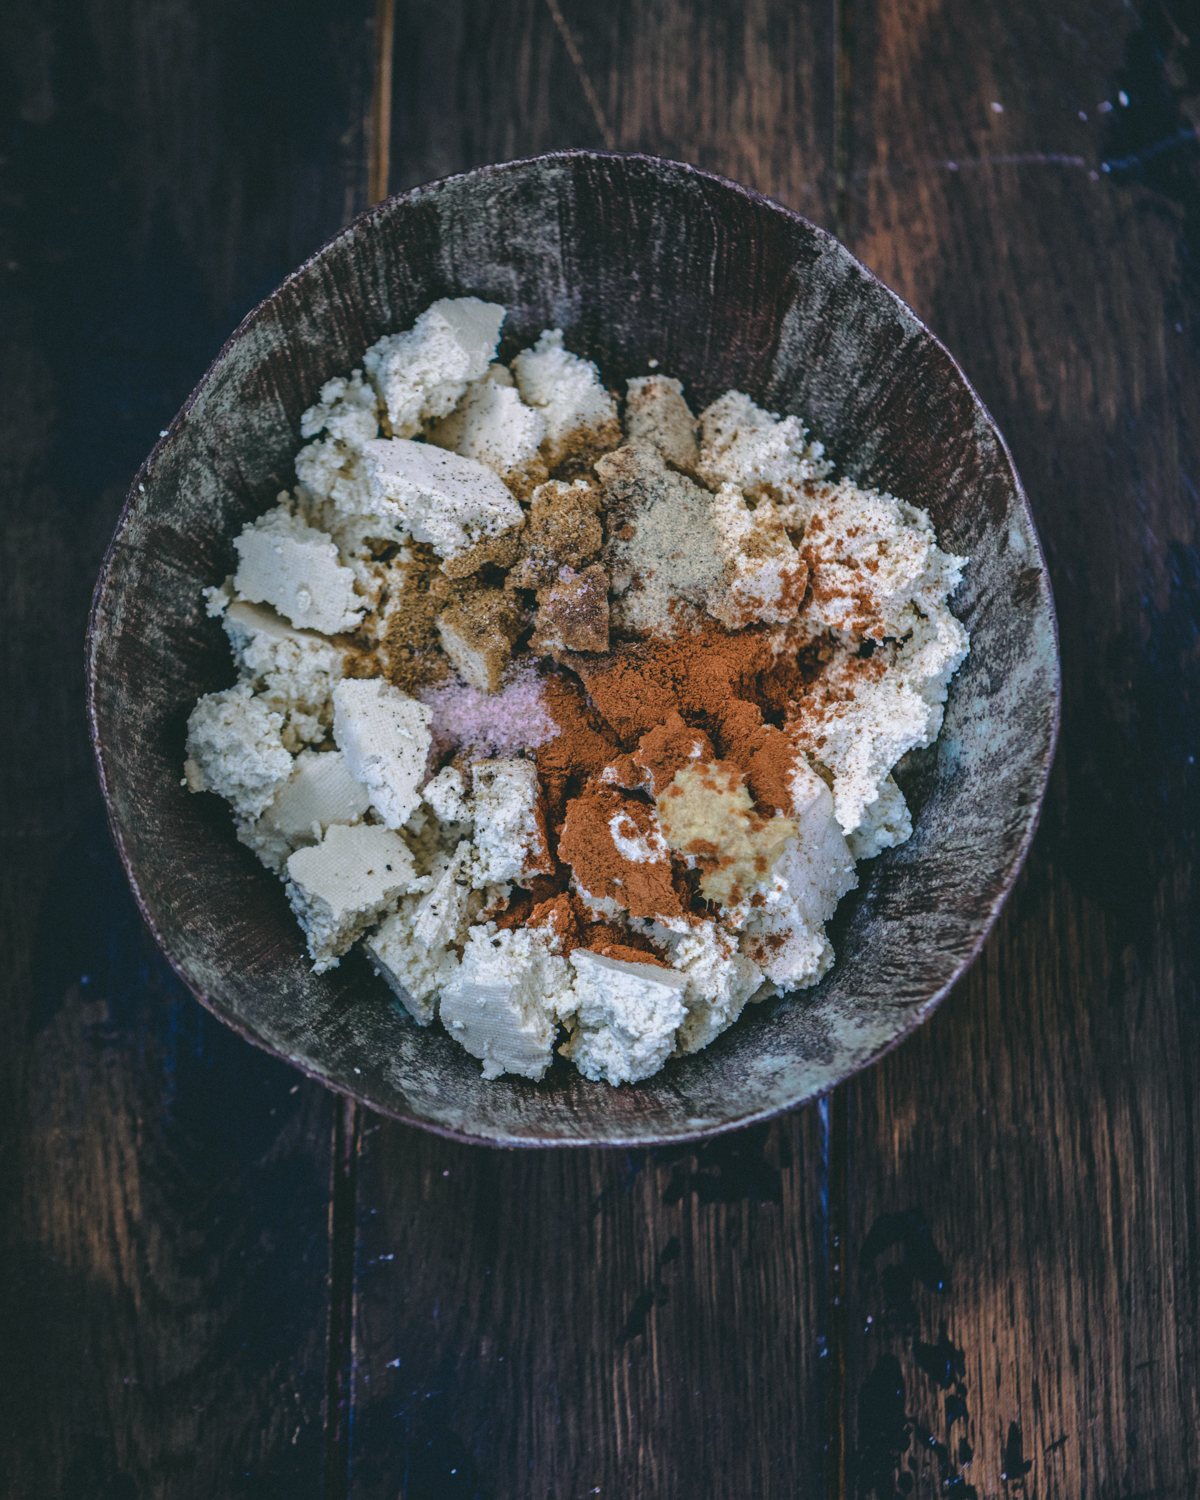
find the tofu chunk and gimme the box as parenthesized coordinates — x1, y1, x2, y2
(363, 297, 506, 437)
(332, 678, 433, 829)
(285, 822, 422, 972)
(560, 950, 688, 1085)
(238, 748, 371, 872)
(439, 926, 572, 1080)
(233, 506, 364, 634)
(471, 758, 554, 884)
(363, 438, 523, 568)
(184, 683, 293, 820)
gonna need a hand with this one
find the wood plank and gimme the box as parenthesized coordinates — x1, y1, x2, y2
(843, 1, 1200, 1493)
(0, 0, 373, 1492)
(350, 1114, 829, 1499)
(349, 4, 838, 1494)
(387, 0, 836, 224)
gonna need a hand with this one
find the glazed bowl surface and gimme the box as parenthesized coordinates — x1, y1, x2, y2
(87, 152, 1059, 1146)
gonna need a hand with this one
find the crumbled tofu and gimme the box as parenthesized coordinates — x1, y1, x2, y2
(222, 598, 346, 750)
(561, 949, 688, 1085)
(366, 837, 490, 1022)
(793, 478, 967, 640)
(409, 839, 479, 951)
(789, 610, 969, 834)
(439, 926, 572, 1080)
(599, 443, 725, 638)
(436, 588, 525, 692)
(665, 921, 763, 1056)
(775, 759, 859, 928)
(233, 504, 364, 634)
(739, 908, 834, 991)
(363, 297, 506, 438)
(187, 306, 970, 1086)
(184, 683, 293, 819)
(238, 748, 371, 872)
(530, 563, 610, 656)
(285, 822, 423, 972)
(363, 438, 523, 568)
(470, 758, 554, 884)
(332, 678, 433, 829)
(427, 366, 547, 497)
(624, 375, 699, 472)
(847, 773, 913, 861)
(697, 391, 831, 496)
(507, 479, 604, 591)
(657, 760, 798, 906)
(300, 369, 381, 448)
(707, 484, 807, 629)
(512, 329, 621, 468)
(423, 765, 472, 825)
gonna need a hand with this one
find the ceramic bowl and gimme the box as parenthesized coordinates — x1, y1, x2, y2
(87, 152, 1059, 1146)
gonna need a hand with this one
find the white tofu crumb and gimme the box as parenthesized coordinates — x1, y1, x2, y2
(470, 758, 553, 884)
(794, 609, 969, 834)
(665, 921, 764, 1056)
(238, 748, 371, 873)
(561, 950, 688, 1085)
(285, 822, 423, 973)
(364, 845, 483, 1026)
(608, 804, 670, 864)
(184, 683, 293, 819)
(299, 369, 380, 448)
(707, 483, 807, 628)
(624, 375, 699, 471)
(427, 367, 547, 491)
(367, 904, 461, 1025)
(439, 926, 572, 1080)
(423, 765, 472, 826)
(232, 504, 364, 634)
(362, 438, 523, 564)
(697, 390, 831, 495)
(363, 297, 505, 438)
(790, 477, 967, 640)
(512, 329, 620, 466)
(332, 678, 433, 830)
(222, 598, 346, 750)
(847, 773, 912, 861)
(737, 761, 856, 989)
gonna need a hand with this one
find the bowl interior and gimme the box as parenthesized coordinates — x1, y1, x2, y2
(87, 153, 1059, 1146)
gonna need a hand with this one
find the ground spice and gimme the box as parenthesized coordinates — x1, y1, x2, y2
(557, 780, 690, 923)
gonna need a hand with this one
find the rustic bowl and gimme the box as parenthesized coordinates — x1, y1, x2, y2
(87, 152, 1059, 1146)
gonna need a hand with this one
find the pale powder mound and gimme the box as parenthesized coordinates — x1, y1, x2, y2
(657, 760, 798, 906)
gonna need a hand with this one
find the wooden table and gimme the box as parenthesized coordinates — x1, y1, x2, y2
(3, 1, 1197, 1493)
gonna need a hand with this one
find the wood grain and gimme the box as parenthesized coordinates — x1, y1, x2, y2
(0, 0, 373, 1492)
(387, 0, 836, 225)
(843, 1, 1200, 1493)
(349, 1113, 829, 1499)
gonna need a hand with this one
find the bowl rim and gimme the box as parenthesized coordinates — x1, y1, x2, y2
(86, 149, 1061, 1147)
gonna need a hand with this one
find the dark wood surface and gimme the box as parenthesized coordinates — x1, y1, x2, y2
(2, 1, 1197, 1496)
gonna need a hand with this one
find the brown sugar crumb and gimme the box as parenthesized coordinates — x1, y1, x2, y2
(435, 588, 526, 693)
(582, 926, 668, 968)
(531, 563, 610, 657)
(633, 711, 716, 795)
(557, 780, 690, 923)
(743, 725, 801, 815)
(546, 418, 623, 481)
(380, 542, 458, 693)
(507, 479, 604, 591)
(440, 523, 525, 580)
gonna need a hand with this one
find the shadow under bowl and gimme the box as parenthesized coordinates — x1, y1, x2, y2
(87, 152, 1060, 1147)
